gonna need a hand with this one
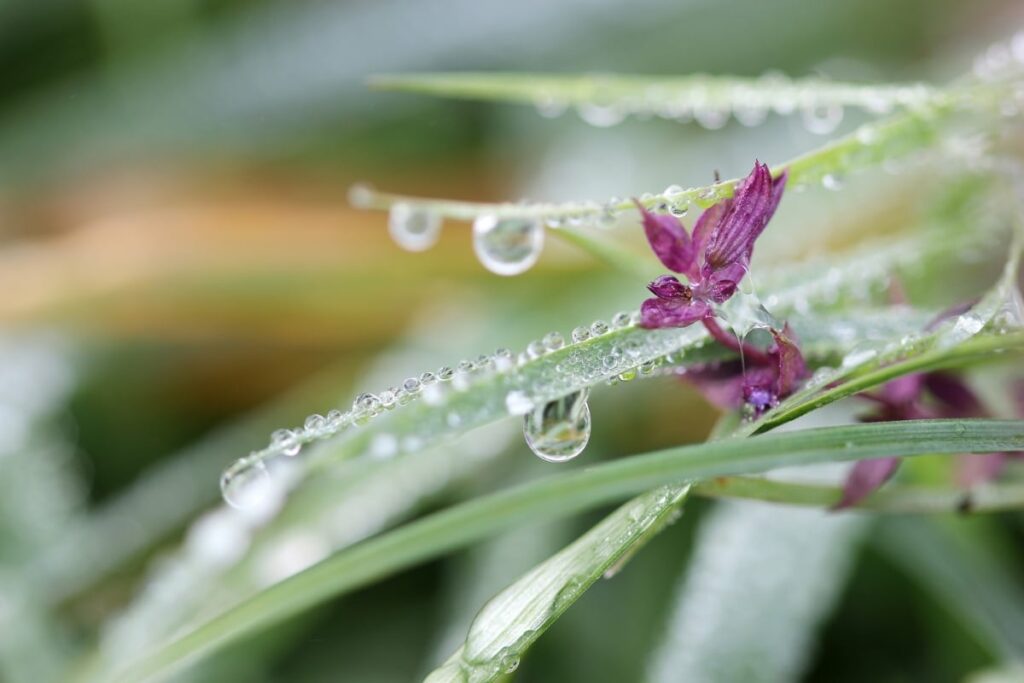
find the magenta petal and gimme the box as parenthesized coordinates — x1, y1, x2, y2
(701, 161, 786, 285)
(924, 372, 984, 417)
(648, 274, 689, 299)
(639, 296, 710, 329)
(771, 325, 808, 397)
(634, 200, 697, 275)
(689, 201, 729, 279)
(957, 452, 1008, 488)
(741, 367, 780, 414)
(702, 162, 772, 269)
(685, 362, 747, 410)
(833, 457, 901, 510)
(882, 373, 926, 407)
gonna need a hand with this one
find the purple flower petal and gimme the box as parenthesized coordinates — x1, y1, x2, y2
(647, 274, 690, 299)
(771, 325, 808, 397)
(881, 373, 926, 407)
(688, 201, 729, 279)
(701, 162, 786, 284)
(639, 296, 710, 329)
(833, 456, 901, 510)
(957, 452, 1008, 488)
(923, 372, 984, 417)
(634, 200, 697, 276)
(741, 367, 780, 414)
(685, 362, 747, 410)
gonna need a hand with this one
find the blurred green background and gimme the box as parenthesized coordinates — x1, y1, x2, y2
(2, 1, 1024, 681)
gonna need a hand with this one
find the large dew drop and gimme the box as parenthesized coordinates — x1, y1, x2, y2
(472, 215, 544, 276)
(388, 202, 441, 252)
(220, 461, 274, 511)
(523, 389, 592, 463)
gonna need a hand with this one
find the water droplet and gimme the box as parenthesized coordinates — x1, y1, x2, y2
(402, 377, 421, 394)
(419, 371, 437, 385)
(801, 102, 844, 135)
(590, 320, 609, 336)
(304, 414, 325, 431)
(354, 392, 381, 414)
(472, 216, 544, 276)
(733, 104, 768, 127)
(221, 461, 275, 511)
(379, 388, 397, 407)
(577, 102, 626, 127)
(821, 173, 843, 191)
(694, 107, 729, 129)
(493, 348, 514, 372)
(543, 332, 565, 351)
(437, 366, 454, 381)
(572, 326, 591, 343)
(612, 311, 632, 329)
(534, 94, 568, 118)
(387, 202, 441, 252)
(272, 428, 302, 456)
(524, 390, 592, 463)
(347, 182, 374, 209)
(527, 340, 546, 359)
(505, 390, 534, 416)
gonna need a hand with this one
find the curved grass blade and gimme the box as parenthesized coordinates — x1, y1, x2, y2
(426, 485, 691, 682)
(370, 72, 939, 121)
(88, 419, 1024, 682)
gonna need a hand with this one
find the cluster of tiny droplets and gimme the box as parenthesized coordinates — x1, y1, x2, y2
(529, 72, 935, 134)
(223, 312, 647, 490)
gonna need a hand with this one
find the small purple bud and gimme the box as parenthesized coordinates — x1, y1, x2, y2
(647, 274, 690, 299)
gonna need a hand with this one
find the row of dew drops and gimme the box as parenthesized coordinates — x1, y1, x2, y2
(528, 72, 932, 132)
(221, 311, 678, 509)
(357, 156, 859, 277)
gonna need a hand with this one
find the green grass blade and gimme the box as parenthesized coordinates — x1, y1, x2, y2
(92, 419, 1024, 682)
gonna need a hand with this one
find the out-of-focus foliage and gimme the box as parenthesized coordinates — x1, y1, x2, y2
(3, 1, 1024, 683)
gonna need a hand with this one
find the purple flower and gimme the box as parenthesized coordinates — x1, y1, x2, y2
(834, 372, 1021, 509)
(638, 161, 787, 329)
(686, 319, 808, 416)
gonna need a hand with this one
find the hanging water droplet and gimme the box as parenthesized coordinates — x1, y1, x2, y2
(221, 460, 273, 510)
(534, 94, 568, 118)
(801, 102, 844, 135)
(694, 107, 729, 130)
(347, 182, 375, 209)
(523, 389, 592, 463)
(733, 104, 768, 127)
(472, 215, 544, 276)
(388, 202, 441, 252)
(577, 102, 626, 127)
(821, 173, 843, 191)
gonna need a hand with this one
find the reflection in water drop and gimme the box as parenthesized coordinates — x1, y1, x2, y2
(524, 389, 592, 463)
(220, 461, 276, 513)
(388, 202, 441, 252)
(472, 216, 544, 276)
